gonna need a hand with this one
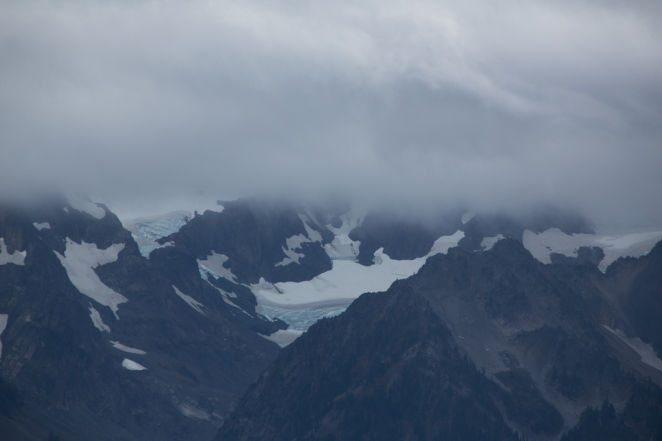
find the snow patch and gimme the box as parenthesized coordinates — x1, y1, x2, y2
(261, 329, 304, 347)
(111, 341, 146, 355)
(523, 227, 662, 271)
(68, 195, 106, 219)
(179, 403, 210, 420)
(0, 238, 26, 266)
(603, 326, 662, 371)
(55, 239, 127, 319)
(326, 206, 366, 235)
(275, 234, 307, 267)
(122, 358, 147, 371)
(0, 314, 8, 362)
(481, 234, 505, 251)
(252, 230, 464, 308)
(324, 234, 360, 261)
(461, 211, 476, 224)
(429, 230, 466, 255)
(88, 305, 110, 332)
(198, 252, 237, 282)
(173, 286, 205, 315)
(298, 214, 323, 242)
(33, 222, 50, 231)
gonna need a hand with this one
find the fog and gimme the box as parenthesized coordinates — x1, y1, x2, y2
(1, 0, 661, 224)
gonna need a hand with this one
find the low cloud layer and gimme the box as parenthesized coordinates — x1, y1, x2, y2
(1, 0, 661, 224)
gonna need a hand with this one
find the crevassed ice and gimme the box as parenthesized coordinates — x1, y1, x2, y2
(124, 212, 189, 258)
(56, 239, 127, 319)
(0, 238, 26, 266)
(259, 304, 347, 331)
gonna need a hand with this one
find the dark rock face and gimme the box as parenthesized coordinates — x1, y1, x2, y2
(347, 204, 594, 264)
(0, 197, 284, 441)
(217, 238, 662, 441)
(550, 247, 605, 267)
(160, 198, 333, 284)
(216, 283, 520, 441)
(348, 209, 462, 266)
(606, 241, 662, 356)
(458, 206, 595, 252)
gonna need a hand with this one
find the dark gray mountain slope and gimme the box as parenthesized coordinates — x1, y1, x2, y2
(216, 282, 521, 441)
(0, 196, 284, 441)
(348, 205, 594, 265)
(217, 239, 662, 441)
(159, 198, 333, 284)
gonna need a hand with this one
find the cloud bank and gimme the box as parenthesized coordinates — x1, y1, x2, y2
(1, 0, 661, 223)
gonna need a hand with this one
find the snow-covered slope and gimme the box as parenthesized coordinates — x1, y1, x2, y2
(523, 226, 662, 271)
(253, 231, 465, 342)
(55, 238, 127, 318)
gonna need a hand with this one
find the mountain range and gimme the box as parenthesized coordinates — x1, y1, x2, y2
(0, 194, 661, 440)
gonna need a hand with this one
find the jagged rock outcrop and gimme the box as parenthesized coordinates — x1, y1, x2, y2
(160, 198, 333, 284)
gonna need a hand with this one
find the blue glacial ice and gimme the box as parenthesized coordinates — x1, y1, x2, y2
(259, 303, 349, 331)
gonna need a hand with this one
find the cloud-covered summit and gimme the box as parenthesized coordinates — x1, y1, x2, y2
(1, 0, 661, 224)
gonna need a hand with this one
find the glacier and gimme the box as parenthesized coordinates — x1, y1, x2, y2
(123, 211, 189, 258)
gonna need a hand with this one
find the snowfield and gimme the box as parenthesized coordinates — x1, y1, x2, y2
(55, 239, 127, 318)
(254, 230, 464, 344)
(173, 286, 205, 315)
(122, 358, 147, 371)
(0, 238, 26, 266)
(68, 195, 106, 219)
(111, 341, 147, 355)
(253, 230, 464, 309)
(523, 227, 662, 271)
(198, 252, 238, 282)
(260, 329, 304, 347)
(88, 305, 110, 332)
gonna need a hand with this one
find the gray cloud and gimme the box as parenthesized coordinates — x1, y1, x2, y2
(1, 0, 661, 224)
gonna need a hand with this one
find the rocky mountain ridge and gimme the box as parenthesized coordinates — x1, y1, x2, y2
(0, 194, 661, 440)
(217, 238, 662, 441)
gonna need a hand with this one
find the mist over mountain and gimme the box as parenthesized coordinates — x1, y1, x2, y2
(1, 0, 662, 226)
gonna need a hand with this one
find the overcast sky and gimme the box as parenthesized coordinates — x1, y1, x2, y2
(1, 0, 661, 223)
